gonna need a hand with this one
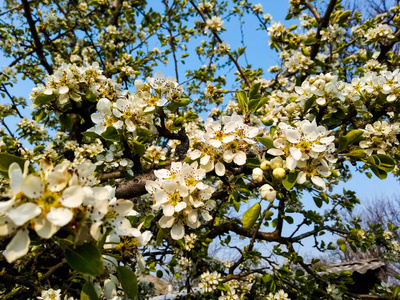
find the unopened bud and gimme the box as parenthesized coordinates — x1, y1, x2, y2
(260, 160, 270, 170)
(273, 167, 286, 179)
(252, 168, 264, 183)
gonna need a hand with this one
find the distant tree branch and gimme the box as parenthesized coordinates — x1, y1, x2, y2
(188, 0, 252, 88)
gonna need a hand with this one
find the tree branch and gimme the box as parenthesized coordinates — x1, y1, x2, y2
(21, 0, 53, 74)
(188, 0, 251, 88)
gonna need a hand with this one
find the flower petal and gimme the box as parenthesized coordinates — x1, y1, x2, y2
(171, 223, 185, 240)
(5, 229, 30, 263)
(47, 207, 73, 227)
(35, 215, 60, 239)
(60, 185, 85, 207)
(8, 203, 41, 226)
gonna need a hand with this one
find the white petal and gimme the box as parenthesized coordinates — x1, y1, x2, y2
(0, 198, 15, 212)
(233, 151, 247, 165)
(171, 223, 185, 240)
(175, 202, 187, 212)
(9, 162, 23, 195)
(297, 171, 306, 184)
(137, 231, 152, 247)
(5, 229, 30, 263)
(285, 128, 301, 143)
(223, 150, 235, 163)
(201, 210, 212, 221)
(104, 279, 117, 300)
(112, 200, 133, 215)
(311, 176, 326, 189)
(159, 215, 175, 228)
(163, 204, 175, 216)
(59, 86, 69, 95)
(289, 147, 302, 161)
(311, 144, 326, 152)
(47, 170, 70, 192)
(267, 149, 285, 156)
(8, 203, 41, 226)
(47, 207, 73, 227)
(60, 185, 85, 208)
(286, 156, 297, 170)
(22, 175, 44, 198)
(215, 162, 225, 176)
(35, 215, 59, 238)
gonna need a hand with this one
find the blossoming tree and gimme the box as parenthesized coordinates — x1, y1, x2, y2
(1, 0, 400, 299)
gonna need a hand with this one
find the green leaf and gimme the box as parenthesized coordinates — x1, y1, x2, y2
(256, 137, 274, 149)
(60, 114, 73, 131)
(342, 148, 366, 158)
(167, 98, 191, 111)
(65, 243, 103, 276)
(285, 216, 294, 224)
(262, 273, 272, 283)
(81, 131, 100, 139)
(34, 92, 56, 105)
(233, 199, 240, 212)
(85, 89, 97, 102)
(303, 96, 315, 113)
(337, 239, 346, 253)
(0, 153, 26, 177)
(338, 136, 348, 152)
(242, 202, 261, 229)
(313, 196, 322, 208)
(369, 165, 387, 180)
(282, 171, 298, 190)
(101, 126, 120, 142)
(373, 154, 395, 172)
(345, 129, 364, 145)
(81, 282, 99, 300)
(131, 140, 145, 156)
(338, 130, 364, 152)
(249, 83, 260, 99)
(117, 266, 138, 300)
(237, 91, 248, 111)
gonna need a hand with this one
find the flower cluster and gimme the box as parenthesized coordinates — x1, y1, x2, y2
(145, 162, 215, 240)
(188, 114, 259, 176)
(267, 120, 336, 189)
(29, 63, 123, 108)
(199, 271, 221, 292)
(0, 159, 148, 263)
(266, 289, 290, 300)
(360, 121, 400, 156)
(90, 71, 183, 135)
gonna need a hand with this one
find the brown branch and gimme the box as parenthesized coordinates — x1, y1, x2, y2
(309, 0, 338, 60)
(38, 261, 65, 282)
(301, 0, 321, 23)
(21, 0, 53, 74)
(115, 171, 157, 199)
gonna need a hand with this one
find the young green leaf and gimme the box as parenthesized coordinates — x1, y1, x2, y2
(242, 202, 261, 229)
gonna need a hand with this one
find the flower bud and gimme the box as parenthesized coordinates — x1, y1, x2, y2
(273, 167, 286, 179)
(260, 184, 276, 202)
(252, 168, 264, 183)
(260, 160, 270, 170)
(270, 157, 283, 169)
